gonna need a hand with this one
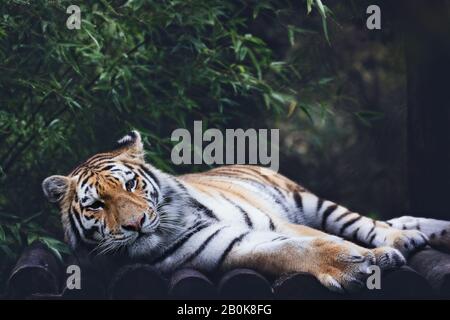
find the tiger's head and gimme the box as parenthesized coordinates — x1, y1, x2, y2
(42, 131, 183, 258)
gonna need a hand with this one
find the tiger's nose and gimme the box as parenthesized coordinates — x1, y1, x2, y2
(122, 213, 146, 232)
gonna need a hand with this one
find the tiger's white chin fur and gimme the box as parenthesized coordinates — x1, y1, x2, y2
(127, 233, 165, 259)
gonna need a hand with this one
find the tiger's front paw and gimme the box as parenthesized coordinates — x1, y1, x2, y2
(311, 239, 377, 293)
(415, 218, 450, 252)
(429, 226, 450, 252)
(387, 216, 450, 252)
(384, 229, 428, 256)
(372, 246, 406, 270)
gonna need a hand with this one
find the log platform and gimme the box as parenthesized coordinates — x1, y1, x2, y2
(4, 241, 450, 299)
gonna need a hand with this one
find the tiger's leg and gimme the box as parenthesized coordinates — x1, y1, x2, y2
(221, 229, 404, 293)
(278, 222, 406, 272)
(294, 191, 429, 257)
(386, 216, 450, 251)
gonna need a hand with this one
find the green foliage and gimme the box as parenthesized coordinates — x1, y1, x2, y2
(0, 0, 331, 291)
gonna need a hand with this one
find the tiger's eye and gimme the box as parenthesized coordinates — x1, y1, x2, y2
(88, 200, 104, 210)
(125, 178, 136, 191)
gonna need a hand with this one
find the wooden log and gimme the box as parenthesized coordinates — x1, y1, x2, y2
(218, 269, 273, 300)
(358, 266, 433, 300)
(168, 268, 217, 300)
(409, 247, 450, 298)
(107, 263, 167, 299)
(61, 255, 107, 299)
(404, 0, 450, 220)
(7, 240, 63, 299)
(273, 272, 338, 300)
(275, 267, 433, 300)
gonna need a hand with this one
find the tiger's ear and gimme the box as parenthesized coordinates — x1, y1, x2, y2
(115, 130, 145, 161)
(42, 175, 71, 203)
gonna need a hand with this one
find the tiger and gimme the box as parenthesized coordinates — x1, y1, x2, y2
(42, 131, 450, 292)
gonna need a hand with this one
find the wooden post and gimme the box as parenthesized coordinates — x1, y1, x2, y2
(61, 255, 107, 299)
(409, 247, 450, 298)
(107, 264, 167, 299)
(168, 268, 217, 300)
(359, 266, 433, 299)
(218, 269, 273, 300)
(273, 272, 338, 300)
(7, 241, 63, 299)
(403, 0, 450, 218)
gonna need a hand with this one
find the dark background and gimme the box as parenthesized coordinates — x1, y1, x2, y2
(0, 0, 449, 292)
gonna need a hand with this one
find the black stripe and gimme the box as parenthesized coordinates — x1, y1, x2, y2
(68, 211, 96, 250)
(272, 187, 291, 216)
(100, 164, 115, 171)
(321, 204, 338, 231)
(137, 168, 154, 186)
(72, 155, 111, 173)
(86, 224, 99, 239)
(99, 221, 105, 237)
(368, 233, 377, 245)
(316, 198, 324, 214)
(222, 196, 253, 228)
(105, 175, 120, 184)
(272, 235, 289, 241)
(71, 154, 112, 175)
(140, 165, 160, 186)
(151, 221, 210, 264)
(334, 211, 352, 222)
(74, 209, 99, 240)
(190, 199, 219, 221)
(88, 158, 116, 166)
(137, 168, 160, 201)
(239, 207, 253, 227)
(273, 187, 287, 201)
(206, 172, 289, 218)
(339, 216, 362, 234)
(293, 192, 303, 224)
(71, 208, 96, 243)
(84, 214, 94, 220)
(215, 232, 250, 270)
(366, 220, 376, 239)
(72, 208, 88, 237)
(268, 216, 275, 230)
(174, 179, 188, 192)
(159, 190, 175, 208)
(293, 192, 303, 212)
(352, 227, 360, 241)
(181, 227, 227, 266)
(80, 171, 94, 188)
(87, 153, 113, 163)
(137, 168, 159, 191)
(68, 211, 82, 244)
